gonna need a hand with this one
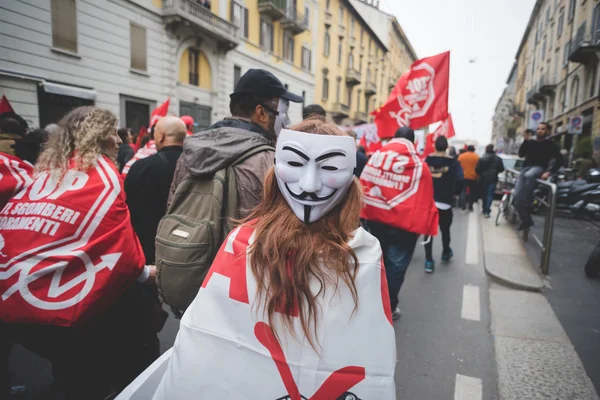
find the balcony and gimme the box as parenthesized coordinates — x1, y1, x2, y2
(331, 103, 350, 118)
(257, 0, 287, 21)
(568, 23, 600, 64)
(348, 36, 356, 48)
(526, 85, 543, 105)
(163, 0, 239, 51)
(338, 24, 346, 37)
(352, 110, 368, 124)
(365, 80, 377, 96)
(539, 75, 557, 95)
(324, 10, 333, 27)
(282, 8, 308, 35)
(346, 68, 361, 86)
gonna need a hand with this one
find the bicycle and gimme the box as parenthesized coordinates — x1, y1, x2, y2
(496, 189, 516, 226)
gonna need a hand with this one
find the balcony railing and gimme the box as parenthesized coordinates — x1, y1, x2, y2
(257, 0, 287, 20)
(539, 74, 557, 95)
(163, 0, 239, 50)
(331, 102, 350, 116)
(324, 10, 333, 27)
(569, 22, 600, 64)
(282, 7, 308, 35)
(526, 84, 543, 105)
(365, 80, 377, 96)
(345, 68, 361, 86)
(351, 110, 368, 123)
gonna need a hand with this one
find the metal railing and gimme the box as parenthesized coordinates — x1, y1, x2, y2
(505, 168, 557, 275)
(163, 0, 239, 38)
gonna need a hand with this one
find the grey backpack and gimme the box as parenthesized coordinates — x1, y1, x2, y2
(155, 144, 274, 314)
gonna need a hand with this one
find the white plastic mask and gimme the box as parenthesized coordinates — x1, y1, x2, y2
(275, 129, 357, 224)
(274, 99, 290, 137)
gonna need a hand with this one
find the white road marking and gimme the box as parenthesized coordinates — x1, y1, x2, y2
(461, 285, 481, 322)
(454, 374, 483, 400)
(465, 212, 479, 265)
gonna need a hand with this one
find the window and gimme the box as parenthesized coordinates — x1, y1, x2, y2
(326, 0, 330, 10)
(546, 7, 550, 24)
(348, 52, 354, 70)
(338, 38, 343, 65)
(234, 65, 242, 87)
(301, 47, 311, 71)
(359, 55, 363, 72)
(364, 94, 369, 113)
(568, 0, 575, 22)
(189, 48, 199, 85)
(302, 90, 306, 110)
(564, 40, 570, 66)
(51, 0, 77, 52)
(323, 76, 329, 100)
(260, 19, 274, 52)
(324, 32, 330, 57)
(304, 6, 310, 29)
(571, 76, 580, 107)
(541, 38, 546, 60)
(350, 18, 354, 37)
(360, 29, 364, 46)
(346, 85, 352, 107)
(231, 2, 249, 39)
(130, 23, 147, 71)
(594, 3, 600, 43)
(336, 77, 341, 102)
(283, 33, 294, 62)
(588, 67, 597, 98)
(558, 8, 565, 37)
(339, 6, 344, 25)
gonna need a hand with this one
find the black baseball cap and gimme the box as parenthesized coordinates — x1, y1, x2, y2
(231, 69, 303, 103)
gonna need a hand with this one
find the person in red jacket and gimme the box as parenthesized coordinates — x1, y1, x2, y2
(360, 126, 438, 320)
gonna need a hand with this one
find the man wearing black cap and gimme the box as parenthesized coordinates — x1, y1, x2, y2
(168, 68, 303, 217)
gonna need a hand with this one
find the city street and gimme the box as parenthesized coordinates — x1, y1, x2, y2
(14, 206, 598, 399)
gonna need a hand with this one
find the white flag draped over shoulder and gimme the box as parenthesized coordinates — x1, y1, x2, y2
(152, 224, 396, 399)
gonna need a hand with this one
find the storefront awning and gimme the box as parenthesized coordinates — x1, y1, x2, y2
(42, 81, 96, 101)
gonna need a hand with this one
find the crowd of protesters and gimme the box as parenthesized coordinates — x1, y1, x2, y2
(0, 67, 557, 398)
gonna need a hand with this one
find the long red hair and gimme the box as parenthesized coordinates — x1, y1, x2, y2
(242, 118, 363, 348)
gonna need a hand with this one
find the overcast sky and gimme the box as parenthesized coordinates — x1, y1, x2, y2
(380, 0, 536, 144)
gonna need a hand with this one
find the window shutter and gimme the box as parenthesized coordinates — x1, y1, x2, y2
(130, 23, 147, 71)
(244, 8, 249, 38)
(51, 0, 78, 52)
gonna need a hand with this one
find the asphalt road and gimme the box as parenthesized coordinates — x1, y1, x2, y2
(9, 209, 498, 399)
(526, 213, 600, 394)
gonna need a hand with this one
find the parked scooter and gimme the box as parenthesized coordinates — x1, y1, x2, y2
(570, 188, 600, 221)
(533, 169, 600, 214)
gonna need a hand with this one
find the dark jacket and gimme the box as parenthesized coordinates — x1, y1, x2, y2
(355, 151, 367, 178)
(476, 151, 505, 184)
(125, 145, 183, 264)
(168, 117, 275, 219)
(117, 143, 134, 172)
(519, 139, 563, 172)
(425, 154, 464, 206)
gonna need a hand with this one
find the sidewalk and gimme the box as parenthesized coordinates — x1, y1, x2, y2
(480, 213, 599, 400)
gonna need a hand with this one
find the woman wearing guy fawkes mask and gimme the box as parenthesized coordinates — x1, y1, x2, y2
(129, 119, 396, 399)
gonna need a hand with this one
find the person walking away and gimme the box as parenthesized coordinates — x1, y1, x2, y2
(117, 128, 134, 172)
(158, 69, 303, 313)
(0, 106, 152, 400)
(476, 144, 505, 218)
(360, 126, 438, 320)
(119, 116, 186, 391)
(458, 145, 480, 211)
(424, 136, 464, 273)
(515, 122, 563, 230)
(180, 115, 196, 137)
(122, 119, 397, 399)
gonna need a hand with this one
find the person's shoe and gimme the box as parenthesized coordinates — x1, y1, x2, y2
(392, 307, 401, 321)
(484, 212, 491, 218)
(441, 248, 454, 263)
(425, 260, 435, 273)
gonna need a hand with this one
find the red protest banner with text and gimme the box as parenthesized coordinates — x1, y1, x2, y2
(0, 156, 145, 327)
(375, 51, 450, 134)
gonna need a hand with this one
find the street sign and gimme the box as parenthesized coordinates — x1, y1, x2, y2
(569, 115, 583, 135)
(528, 110, 544, 130)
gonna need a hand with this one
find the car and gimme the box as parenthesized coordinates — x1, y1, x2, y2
(496, 154, 524, 196)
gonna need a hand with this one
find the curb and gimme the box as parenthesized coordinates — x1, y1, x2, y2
(478, 213, 544, 292)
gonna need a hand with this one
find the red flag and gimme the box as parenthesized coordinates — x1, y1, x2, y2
(357, 124, 383, 155)
(0, 95, 14, 115)
(375, 51, 450, 133)
(0, 153, 34, 210)
(423, 114, 456, 158)
(360, 139, 439, 236)
(149, 98, 170, 129)
(0, 155, 145, 326)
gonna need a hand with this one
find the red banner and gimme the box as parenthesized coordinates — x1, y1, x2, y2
(423, 114, 456, 157)
(360, 139, 439, 236)
(374, 51, 450, 137)
(0, 156, 145, 326)
(0, 153, 34, 210)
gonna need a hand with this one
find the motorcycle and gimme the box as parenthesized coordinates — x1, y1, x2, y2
(533, 169, 600, 214)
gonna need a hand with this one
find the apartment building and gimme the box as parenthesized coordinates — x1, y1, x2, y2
(492, 63, 518, 153)
(0, 0, 316, 132)
(314, 0, 416, 125)
(498, 0, 600, 157)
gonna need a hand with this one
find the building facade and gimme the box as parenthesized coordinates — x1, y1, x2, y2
(0, 0, 415, 132)
(498, 0, 600, 160)
(492, 63, 520, 153)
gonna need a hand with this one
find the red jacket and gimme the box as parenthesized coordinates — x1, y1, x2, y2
(360, 139, 439, 236)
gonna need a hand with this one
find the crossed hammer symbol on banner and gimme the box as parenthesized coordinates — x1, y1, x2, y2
(254, 322, 365, 400)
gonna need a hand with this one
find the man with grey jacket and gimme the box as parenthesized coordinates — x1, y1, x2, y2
(168, 69, 303, 218)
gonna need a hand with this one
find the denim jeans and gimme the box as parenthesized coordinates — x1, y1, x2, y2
(514, 166, 545, 227)
(367, 221, 419, 310)
(482, 183, 497, 215)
